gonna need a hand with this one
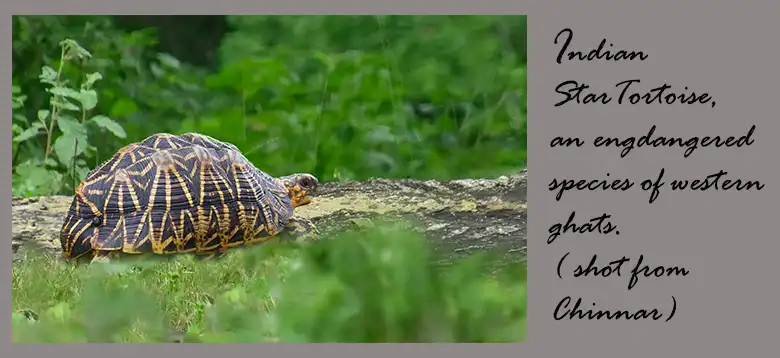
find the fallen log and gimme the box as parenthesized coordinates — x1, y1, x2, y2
(12, 170, 527, 265)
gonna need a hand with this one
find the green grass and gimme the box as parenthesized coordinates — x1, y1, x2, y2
(12, 224, 527, 343)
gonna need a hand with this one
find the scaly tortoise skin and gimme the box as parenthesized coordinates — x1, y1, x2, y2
(59, 133, 319, 263)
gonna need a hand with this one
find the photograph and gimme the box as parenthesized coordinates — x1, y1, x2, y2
(11, 15, 527, 343)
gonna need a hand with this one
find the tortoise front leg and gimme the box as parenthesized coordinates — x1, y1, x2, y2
(90, 250, 119, 264)
(281, 217, 320, 243)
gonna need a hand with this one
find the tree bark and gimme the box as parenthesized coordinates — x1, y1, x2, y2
(12, 170, 527, 265)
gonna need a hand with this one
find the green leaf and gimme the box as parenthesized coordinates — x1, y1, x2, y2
(13, 114, 28, 124)
(76, 165, 91, 181)
(37, 110, 50, 123)
(44, 157, 58, 168)
(59, 38, 78, 48)
(54, 134, 85, 167)
(314, 52, 336, 73)
(39, 66, 58, 84)
(11, 92, 26, 109)
(48, 87, 82, 100)
(57, 115, 87, 137)
(79, 89, 98, 111)
(60, 39, 92, 60)
(91, 115, 127, 138)
(157, 53, 181, 69)
(13, 122, 45, 143)
(51, 98, 81, 112)
(150, 63, 165, 78)
(83, 72, 103, 88)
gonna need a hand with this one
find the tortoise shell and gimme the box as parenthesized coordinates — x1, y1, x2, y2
(59, 133, 316, 259)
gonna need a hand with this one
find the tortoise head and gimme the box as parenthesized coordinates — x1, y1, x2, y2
(279, 173, 319, 208)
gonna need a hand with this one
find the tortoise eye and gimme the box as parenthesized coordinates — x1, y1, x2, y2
(300, 177, 314, 188)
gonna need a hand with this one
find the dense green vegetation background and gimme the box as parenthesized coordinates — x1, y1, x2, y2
(11, 15, 527, 343)
(12, 15, 527, 197)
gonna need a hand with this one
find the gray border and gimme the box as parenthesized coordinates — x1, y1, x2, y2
(7, 0, 780, 356)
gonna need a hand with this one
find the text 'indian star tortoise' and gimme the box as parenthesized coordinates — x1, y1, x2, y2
(59, 133, 319, 263)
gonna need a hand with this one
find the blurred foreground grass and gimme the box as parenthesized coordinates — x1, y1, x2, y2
(12, 224, 526, 343)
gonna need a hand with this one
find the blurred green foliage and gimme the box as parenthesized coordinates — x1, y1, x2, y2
(12, 15, 527, 197)
(13, 225, 527, 343)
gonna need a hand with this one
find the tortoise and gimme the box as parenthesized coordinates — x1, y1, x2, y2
(59, 133, 319, 263)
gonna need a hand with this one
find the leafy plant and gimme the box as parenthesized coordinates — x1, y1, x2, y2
(12, 39, 127, 196)
(11, 15, 527, 193)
